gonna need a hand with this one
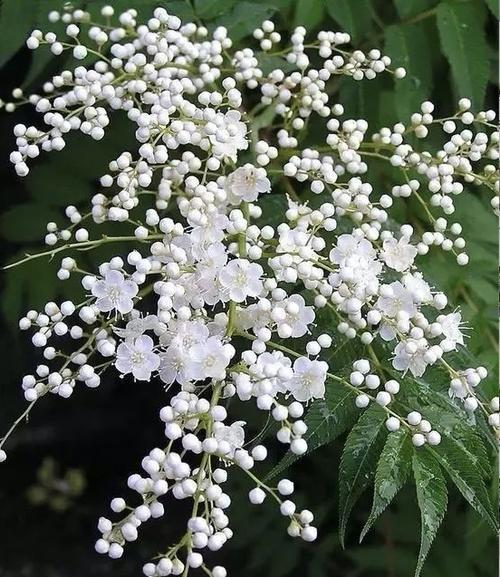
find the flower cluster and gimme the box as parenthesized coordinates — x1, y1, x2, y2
(1, 4, 498, 576)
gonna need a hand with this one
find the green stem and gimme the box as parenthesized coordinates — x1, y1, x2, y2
(4, 234, 164, 270)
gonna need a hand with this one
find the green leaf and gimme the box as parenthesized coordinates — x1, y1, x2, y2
(436, 1, 490, 108)
(393, 0, 436, 19)
(0, 203, 60, 242)
(384, 23, 433, 120)
(452, 192, 497, 246)
(195, 0, 238, 19)
(257, 52, 296, 75)
(27, 164, 93, 207)
(267, 383, 357, 479)
(339, 404, 387, 547)
(339, 77, 381, 127)
(412, 449, 447, 577)
(294, 0, 325, 31)
(429, 436, 498, 532)
(213, 3, 278, 41)
(25, 114, 133, 207)
(158, 1, 196, 21)
(2, 250, 80, 325)
(325, 0, 373, 42)
(360, 430, 412, 541)
(485, 0, 499, 18)
(0, 0, 37, 67)
(256, 194, 289, 228)
(464, 276, 497, 305)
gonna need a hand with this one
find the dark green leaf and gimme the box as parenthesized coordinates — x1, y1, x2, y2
(27, 164, 93, 207)
(339, 77, 381, 127)
(393, 0, 436, 19)
(385, 23, 433, 120)
(195, 0, 238, 19)
(325, 0, 373, 42)
(485, 0, 499, 18)
(257, 52, 296, 75)
(361, 430, 412, 541)
(412, 449, 447, 577)
(256, 194, 289, 228)
(436, 1, 489, 107)
(0, 0, 37, 67)
(213, 3, 278, 41)
(429, 436, 498, 532)
(2, 250, 80, 325)
(452, 192, 497, 246)
(0, 203, 60, 242)
(294, 0, 325, 31)
(267, 382, 357, 478)
(339, 404, 387, 546)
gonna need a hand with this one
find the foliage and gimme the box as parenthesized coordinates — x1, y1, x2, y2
(0, 0, 497, 576)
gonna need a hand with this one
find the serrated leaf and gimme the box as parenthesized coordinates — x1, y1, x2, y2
(420, 406, 491, 481)
(360, 430, 412, 541)
(294, 0, 325, 31)
(325, 0, 373, 42)
(213, 3, 278, 41)
(339, 404, 387, 547)
(267, 383, 357, 479)
(429, 436, 498, 532)
(436, 1, 489, 108)
(385, 23, 433, 120)
(412, 449, 447, 577)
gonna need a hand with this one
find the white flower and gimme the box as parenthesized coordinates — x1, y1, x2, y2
(379, 322, 397, 342)
(186, 336, 235, 381)
(191, 213, 229, 245)
(159, 345, 190, 385)
(91, 270, 138, 314)
(448, 377, 468, 400)
(163, 320, 210, 350)
(210, 110, 248, 161)
(403, 272, 433, 304)
(114, 315, 159, 339)
(290, 357, 328, 402)
(214, 421, 245, 454)
(381, 236, 418, 272)
(438, 312, 465, 351)
(236, 303, 271, 331)
(392, 339, 429, 377)
(159, 320, 211, 384)
(226, 164, 271, 203)
(115, 335, 160, 381)
(195, 242, 228, 305)
(276, 294, 315, 338)
(329, 234, 376, 265)
(219, 259, 264, 302)
(255, 351, 293, 394)
(376, 281, 417, 318)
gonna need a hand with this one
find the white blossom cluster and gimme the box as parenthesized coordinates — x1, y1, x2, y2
(1, 5, 498, 576)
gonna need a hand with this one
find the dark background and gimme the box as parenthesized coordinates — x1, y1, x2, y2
(0, 1, 498, 576)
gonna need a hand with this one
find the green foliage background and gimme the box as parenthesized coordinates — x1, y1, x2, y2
(0, 1, 497, 576)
